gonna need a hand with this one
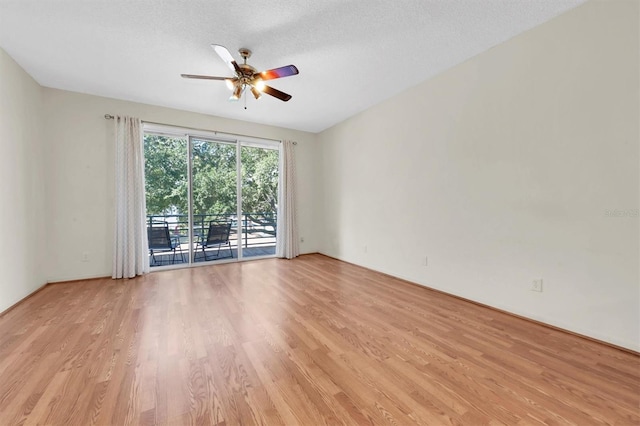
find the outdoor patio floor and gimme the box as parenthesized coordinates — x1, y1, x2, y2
(150, 245, 276, 267)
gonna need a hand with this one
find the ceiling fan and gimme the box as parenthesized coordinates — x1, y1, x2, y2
(181, 45, 299, 103)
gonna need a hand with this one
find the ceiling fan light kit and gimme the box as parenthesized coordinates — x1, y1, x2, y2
(181, 44, 299, 106)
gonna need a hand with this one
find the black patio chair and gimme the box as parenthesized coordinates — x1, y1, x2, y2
(147, 221, 185, 265)
(196, 221, 233, 261)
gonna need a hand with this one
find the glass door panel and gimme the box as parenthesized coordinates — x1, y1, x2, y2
(190, 137, 238, 263)
(240, 143, 279, 259)
(144, 134, 189, 268)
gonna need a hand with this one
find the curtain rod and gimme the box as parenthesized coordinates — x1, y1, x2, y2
(103, 114, 297, 144)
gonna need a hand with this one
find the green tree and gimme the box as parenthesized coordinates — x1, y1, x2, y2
(144, 135, 279, 218)
(191, 139, 238, 216)
(144, 135, 188, 215)
(241, 146, 279, 215)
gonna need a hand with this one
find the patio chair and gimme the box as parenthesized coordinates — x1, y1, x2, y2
(196, 221, 233, 261)
(147, 221, 185, 265)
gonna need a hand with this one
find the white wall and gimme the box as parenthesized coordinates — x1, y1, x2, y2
(0, 48, 46, 312)
(42, 89, 319, 282)
(318, 1, 639, 351)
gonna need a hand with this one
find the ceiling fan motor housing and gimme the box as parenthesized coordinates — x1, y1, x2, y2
(238, 63, 258, 85)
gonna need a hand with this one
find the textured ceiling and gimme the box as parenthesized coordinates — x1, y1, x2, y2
(0, 0, 585, 133)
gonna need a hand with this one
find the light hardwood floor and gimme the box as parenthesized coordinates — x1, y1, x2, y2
(0, 254, 638, 425)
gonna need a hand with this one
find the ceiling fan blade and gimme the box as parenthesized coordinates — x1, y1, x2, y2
(181, 74, 229, 80)
(258, 65, 299, 81)
(262, 85, 292, 102)
(211, 44, 241, 74)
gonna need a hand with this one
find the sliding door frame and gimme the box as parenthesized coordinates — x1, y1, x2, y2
(143, 122, 280, 269)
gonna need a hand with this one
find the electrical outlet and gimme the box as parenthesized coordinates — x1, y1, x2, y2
(300, 236, 304, 243)
(363, 245, 368, 253)
(425, 255, 428, 266)
(81, 252, 89, 262)
(531, 279, 543, 292)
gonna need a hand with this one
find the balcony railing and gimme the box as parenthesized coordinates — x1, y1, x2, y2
(147, 212, 277, 253)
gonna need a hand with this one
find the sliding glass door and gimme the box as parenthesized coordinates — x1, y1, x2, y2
(144, 134, 189, 267)
(143, 128, 279, 268)
(240, 143, 279, 258)
(190, 137, 238, 263)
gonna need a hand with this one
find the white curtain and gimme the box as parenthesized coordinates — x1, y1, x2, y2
(112, 116, 150, 278)
(276, 140, 299, 259)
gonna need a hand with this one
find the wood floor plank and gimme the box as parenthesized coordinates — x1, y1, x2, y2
(0, 254, 638, 425)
